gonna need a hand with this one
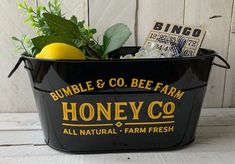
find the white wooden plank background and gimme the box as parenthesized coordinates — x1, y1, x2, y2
(224, 2, 235, 107)
(184, 0, 234, 107)
(224, 36, 235, 107)
(0, 108, 235, 163)
(0, 0, 37, 113)
(89, 0, 137, 45)
(137, 0, 185, 45)
(1, 0, 235, 112)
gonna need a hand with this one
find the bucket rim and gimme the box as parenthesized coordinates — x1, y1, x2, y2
(21, 48, 217, 63)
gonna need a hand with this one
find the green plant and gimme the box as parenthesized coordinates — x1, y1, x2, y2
(12, 34, 35, 56)
(12, 0, 63, 57)
(13, 0, 132, 59)
(18, 0, 62, 35)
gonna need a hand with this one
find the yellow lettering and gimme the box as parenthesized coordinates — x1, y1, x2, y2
(79, 103, 95, 121)
(78, 83, 87, 92)
(115, 102, 127, 120)
(168, 126, 174, 132)
(131, 78, 139, 88)
(160, 85, 169, 94)
(55, 90, 64, 99)
(71, 85, 80, 94)
(80, 129, 86, 135)
(97, 103, 111, 121)
(86, 81, 94, 91)
(50, 92, 59, 101)
(62, 87, 73, 97)
(139, 128, 146, 133)
(145, 80, 153, 90)
(174, 90, 185, 100)
(139, 79, 146, 89)
(109, 78, 116, 87)
(148, 101, 163, 119)
(63, 128, 69, 134)
(117, 78, 125, 87)
(62, 102, 78, 121)
(168, 87, 177, 97)
(163, 102, 175, 115)
(129, 102, 144, 120)
(154, 82, 163, 91)
(158, 127, 163, 132)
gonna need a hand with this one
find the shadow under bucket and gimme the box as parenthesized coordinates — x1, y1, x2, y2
(9, 47, 230, 153)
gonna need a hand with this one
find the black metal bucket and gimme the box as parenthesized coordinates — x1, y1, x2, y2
(9, 47, 230, 153)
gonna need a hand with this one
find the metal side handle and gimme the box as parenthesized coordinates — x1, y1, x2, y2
(8, 57, 33, 78)
(213, 55, 230, 69)
(8, 57, 24, 78)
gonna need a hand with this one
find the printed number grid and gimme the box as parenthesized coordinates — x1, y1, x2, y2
(146, 31, 201, 56)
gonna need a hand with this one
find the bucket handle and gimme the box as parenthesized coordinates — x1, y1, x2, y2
(8, 57, 24, 78)
(8, 57, 33, 78)
(213, 55, 230, 69)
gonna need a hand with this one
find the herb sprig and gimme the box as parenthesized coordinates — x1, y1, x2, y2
(13, 0, 132, 59)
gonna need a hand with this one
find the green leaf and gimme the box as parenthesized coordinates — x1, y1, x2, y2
(103, 23, 131, 58)
(32, 35, 76, 52)
(77, 20, 85, 28)
(91, 44, 103, 57)
(12, 34, 36, 56)
(83, 46, 102, 60)
(43, 13, 79, 38)
(36, 5, 43, 15)
(90, 28, 97, 34)
(27, 7, 33, 13)
(70, 15, 78, 24)
(18, 3, 24, 9)
(73, 39, 83, 48)
(12, 37, 20, 41)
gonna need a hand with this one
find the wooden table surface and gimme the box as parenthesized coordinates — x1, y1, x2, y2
(0, 108, 235, 164)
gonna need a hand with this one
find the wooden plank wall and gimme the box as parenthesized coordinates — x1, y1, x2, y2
(224, 2, 235, 107)
(0, 0, 235, 112)
(184, 0, 234, 107)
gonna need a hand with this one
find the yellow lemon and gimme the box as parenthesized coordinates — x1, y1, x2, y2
(35, 43, 85, 60)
